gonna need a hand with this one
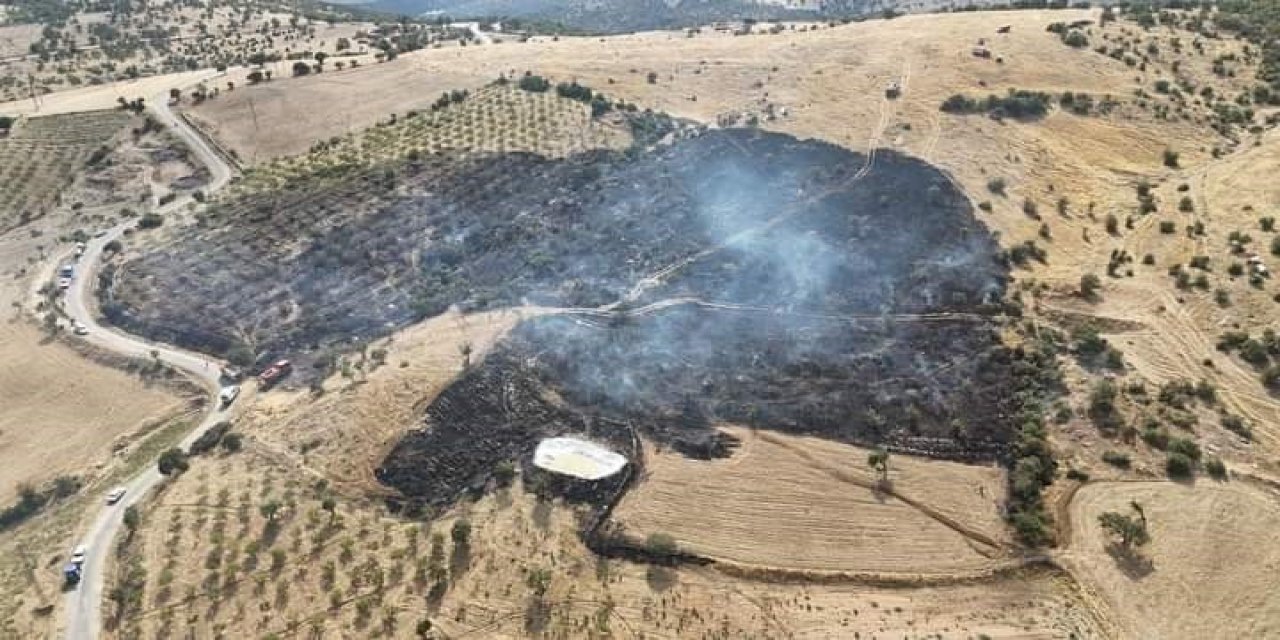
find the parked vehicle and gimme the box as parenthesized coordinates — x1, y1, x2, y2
(257, 359, 293, 389)
(105, 487, 126, 504)
(73, 322, 89, 336)
(63, 563, 81, 587)
(70, 545, 87, 565)
(219, 385, 241, 408)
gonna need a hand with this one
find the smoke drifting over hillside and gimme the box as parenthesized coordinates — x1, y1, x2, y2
(377, 129, 1025, 505)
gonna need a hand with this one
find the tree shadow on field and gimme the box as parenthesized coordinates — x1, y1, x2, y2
(1105, 542, 1155, 579)
(646, 565, 677, 592)
(449, 542, 471, 577)
(531, 498, 552, 530)
(870, 478, 895, 504)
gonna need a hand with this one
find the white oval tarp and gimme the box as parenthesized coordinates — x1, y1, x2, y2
(533, 437, 628, 480)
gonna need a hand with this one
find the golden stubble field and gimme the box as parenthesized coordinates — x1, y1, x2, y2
(612, 427, 1012, 577)
(1061, 479, 1280, 639)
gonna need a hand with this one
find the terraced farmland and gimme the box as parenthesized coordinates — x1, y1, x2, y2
(228, 83, 632, 196)
(0, 109, 132, 229)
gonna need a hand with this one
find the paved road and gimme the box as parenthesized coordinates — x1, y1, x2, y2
(59, 93, 235, 640)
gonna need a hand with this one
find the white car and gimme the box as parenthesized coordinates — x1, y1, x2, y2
(105, 487, 126, 505)
(73, 322, 89, 336)
(57, 277, 72, 290)
(219, 385, 241, 408)
(70, 546, 87, 566)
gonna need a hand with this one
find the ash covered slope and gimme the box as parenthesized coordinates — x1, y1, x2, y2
(106, 129, 1000, 362)
(377, 129, 1040, 507)
(108, 127, 1038, 509)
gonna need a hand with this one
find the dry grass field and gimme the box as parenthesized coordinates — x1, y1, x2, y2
(234, 308, 538, 494)
(1061, 480, 1280, 639)
(613, 427, 1010, 576)
(0, 110, 133, 229)
(112, 448, 1104, 639)
(224, 83, 632, 195)
(0, 323, 186, 505)
(0, 108, 203, 636)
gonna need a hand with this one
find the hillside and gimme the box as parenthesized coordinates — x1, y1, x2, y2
(4, 3, 1280, 638)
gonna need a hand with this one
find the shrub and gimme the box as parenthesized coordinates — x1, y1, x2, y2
(292, 61, 311, 76)
(1159, 220, 1177, 234)
(517, 75, 550, 92)
(1101, 450, 1131, 468)
(1165, 452, 1194, 478)
(1167, 437, 1201, 460)
(986, 177, 1007, 195)
(1205, 457, 1227, 479)
(189, 422, 232, 455)
(1088, 379, 1120, 427)
(1063, 31, 1089, 48)
(1105, 214, 1119, 234)
(492, 461, 516, 487)
(1221, 413, 1253, 440)
(1163, 149, 1180, 168)
(644, 532, 678, 556)
(137, 213, 163, 229)
(1179, 197, 1194, 212)
(157, 447, 189, 475)
(1262, 216, 1276, 232)
(1080, 273, 1102, 299)
(450, 519, 471, 547)
(1141, 425, 1169, 450)
(220, 433, 243, 453)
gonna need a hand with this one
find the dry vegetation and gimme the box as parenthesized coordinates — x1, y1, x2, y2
(613, 427, 1011, 576)
(96, 6, 1280, 637)
(223, 82, 631, 194)
(2, 4, 1280, 638)
(0, 101, 209, 636)
(0, 109, 132, 229)
(112, 443, 1105, 639)
(1062, 480, 1280, 639)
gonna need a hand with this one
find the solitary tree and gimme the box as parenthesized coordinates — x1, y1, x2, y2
(321, 496, 337, 522)
(1080, 273, 1102, 300)
(867, 448, 891, 484)
(450, 519, 471, 547)
(259, 500, 281, 521)
(1098, 500, 1149, 551)
(157, 447, 189, 475)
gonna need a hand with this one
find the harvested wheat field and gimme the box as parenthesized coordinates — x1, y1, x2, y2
(0, 323, 185, 504)
(1061, 480, 1280, 639)
(613, 426, 1010, 576)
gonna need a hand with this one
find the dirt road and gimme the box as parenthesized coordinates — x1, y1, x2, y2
(59, 93, 234, 640)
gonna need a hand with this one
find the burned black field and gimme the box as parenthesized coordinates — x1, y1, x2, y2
(106, 128, 1048, 506)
